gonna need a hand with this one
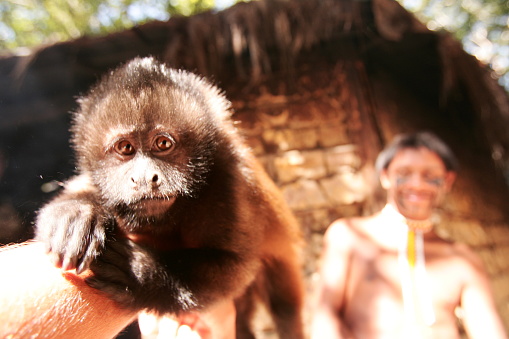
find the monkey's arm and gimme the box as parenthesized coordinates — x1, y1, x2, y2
(35, 174, 110, 273)
(87, 237, 256, 315)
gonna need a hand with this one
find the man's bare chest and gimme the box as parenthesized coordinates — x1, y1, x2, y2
(346, 247, 463, 312)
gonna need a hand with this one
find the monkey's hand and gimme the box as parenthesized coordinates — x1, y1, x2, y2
(35, 198, 109, 274)
(86, 238, 247, 314)
(86, 237, 198, 313)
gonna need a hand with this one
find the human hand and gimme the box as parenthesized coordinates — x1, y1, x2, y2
(139, 312, 212, 339)
(138, 299, 236, 339)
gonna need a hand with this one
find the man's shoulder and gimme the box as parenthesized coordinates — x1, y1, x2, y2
(325, 215, 376, 245)
(450, 241, 486, 273)
(330, 213, 382, 231)
(320, 218, 361, 258)
(328, 216, 362, 234)
(429, 237, 487, 276)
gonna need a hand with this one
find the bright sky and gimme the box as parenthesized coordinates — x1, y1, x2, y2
(215, 0, 235, 10)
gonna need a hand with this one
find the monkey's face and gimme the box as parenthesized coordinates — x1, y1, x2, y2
(73, 81, 221, 227)
(99, 127, 180, 218)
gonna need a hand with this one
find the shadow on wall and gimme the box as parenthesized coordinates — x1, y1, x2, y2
(0, 117, 75, 244)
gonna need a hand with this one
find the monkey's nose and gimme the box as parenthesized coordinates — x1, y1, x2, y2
(150, 173, 161, 188)
(130, 177, 139, 189)
(130, 171, 162, 189)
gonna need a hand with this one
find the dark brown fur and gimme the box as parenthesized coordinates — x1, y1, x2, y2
(35, 57, 304, 339)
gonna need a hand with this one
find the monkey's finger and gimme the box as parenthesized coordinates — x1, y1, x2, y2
(36, 206, 69, 255)
(95, 245, 131, 273)
(47, 212, 81, 267)
(62, 256, 78, 271)
(49, 252, 63, 268)
(88, 238, 135, 285)
(61, 218, 96, 271)
(76, 245, 99, 275)
(85, 275, 136, 307)
(76, 222, 107, 274)
(76, 243, 101, 274)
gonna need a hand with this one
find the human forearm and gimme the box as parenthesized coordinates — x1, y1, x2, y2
(0, 241, 137, 338)
(460, 250, 508, 339)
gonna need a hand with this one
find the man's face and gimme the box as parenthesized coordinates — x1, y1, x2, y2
(380, 147, 456, 220)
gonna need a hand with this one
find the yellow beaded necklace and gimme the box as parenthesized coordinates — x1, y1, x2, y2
(382, 205, 436, 336)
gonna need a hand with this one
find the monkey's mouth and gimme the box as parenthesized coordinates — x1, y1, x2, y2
(135, 196, 176, 216)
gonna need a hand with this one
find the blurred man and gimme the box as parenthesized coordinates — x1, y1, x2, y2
(312, 132, 507, 339)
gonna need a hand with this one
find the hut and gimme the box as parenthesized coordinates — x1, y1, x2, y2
(1, 0, 509, 335)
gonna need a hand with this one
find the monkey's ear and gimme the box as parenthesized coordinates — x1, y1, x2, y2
(203, 84, 233, 120)
(74, 94, 95, 120)
(171, 68, 233, 120)
(193, 75, 233, 120)
(70, 100, 89, 137)
(76, 96, 87, 106)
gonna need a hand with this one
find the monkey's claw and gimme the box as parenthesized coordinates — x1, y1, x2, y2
(35, 198, 107, 273)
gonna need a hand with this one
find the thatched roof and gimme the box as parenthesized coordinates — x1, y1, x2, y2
(0, 0, 430, 126)
(2, 0, 508, 140)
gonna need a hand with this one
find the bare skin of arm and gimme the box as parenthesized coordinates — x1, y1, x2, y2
(139, 299, 236, 339)
(0, 241, 138, 338)
(311, 220, 356, 339)
(457, 244, 507, 339)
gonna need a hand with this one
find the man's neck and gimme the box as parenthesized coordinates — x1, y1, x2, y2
(383, 204, 434, 232)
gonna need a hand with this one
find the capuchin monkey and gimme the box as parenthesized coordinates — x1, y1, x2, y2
(35, 57, 304, 339)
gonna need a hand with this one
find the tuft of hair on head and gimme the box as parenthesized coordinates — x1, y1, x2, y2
(375, 131, 459, 174)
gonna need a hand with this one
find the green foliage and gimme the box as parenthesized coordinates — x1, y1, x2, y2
(2, 0, 102, 49)
(398, 0, 509, 89)
(0, 0, 222, 51)
(167, 0, 216, 16)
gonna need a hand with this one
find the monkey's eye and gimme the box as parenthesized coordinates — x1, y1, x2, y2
(153, 135, 175, 152)
(114, 140, 135, 156)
